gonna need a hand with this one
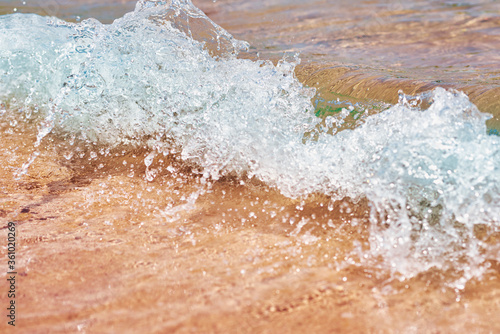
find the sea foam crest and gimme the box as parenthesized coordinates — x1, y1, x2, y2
(352, 89, 500, 285)
(0, 0, 499, 285)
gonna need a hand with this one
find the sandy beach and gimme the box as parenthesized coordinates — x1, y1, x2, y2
(1, 0, 500, 333)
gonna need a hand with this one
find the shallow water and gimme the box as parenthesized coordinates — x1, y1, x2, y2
(195, 0, 500, 130)
(1, 0, 500, 333)
(4, 0, 500, 125)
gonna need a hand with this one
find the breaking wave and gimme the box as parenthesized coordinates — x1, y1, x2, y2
(1, 0, 499, 287)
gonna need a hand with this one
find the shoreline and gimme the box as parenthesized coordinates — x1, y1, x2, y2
(1, 1, 500, 331)
(1, 113, 500, 333)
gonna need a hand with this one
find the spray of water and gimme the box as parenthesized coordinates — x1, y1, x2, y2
(0, 0, 498, 287)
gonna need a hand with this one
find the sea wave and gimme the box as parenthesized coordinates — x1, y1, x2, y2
(1, 0, 499, 287)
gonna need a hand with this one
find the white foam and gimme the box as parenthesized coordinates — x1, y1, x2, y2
(0, 0, 499, 286)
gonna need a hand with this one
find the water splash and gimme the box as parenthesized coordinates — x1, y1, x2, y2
(353, 88, 500, 286)
(134, 0, 249, 57)
(0, 1, 499, 287)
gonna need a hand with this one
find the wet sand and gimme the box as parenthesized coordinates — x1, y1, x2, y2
(1, 0, 500, 333)
(1, 115, 500, 333)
